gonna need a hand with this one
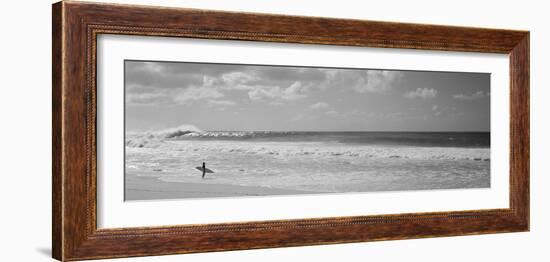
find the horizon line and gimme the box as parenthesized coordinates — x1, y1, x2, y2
(127, 129, 490, 133)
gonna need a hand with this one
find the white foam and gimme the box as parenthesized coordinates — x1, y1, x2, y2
(127, 139, 489, 161)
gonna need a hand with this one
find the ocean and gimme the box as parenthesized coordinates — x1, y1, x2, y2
(125, 128, 490, 198)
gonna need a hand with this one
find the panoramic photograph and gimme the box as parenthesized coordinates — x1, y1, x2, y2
(124, 60, 491, 201)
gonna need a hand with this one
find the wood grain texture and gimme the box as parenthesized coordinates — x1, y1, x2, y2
(52, 2, 63, 260)
(509, 35, 530, 227)
(52, 1, 530, 261)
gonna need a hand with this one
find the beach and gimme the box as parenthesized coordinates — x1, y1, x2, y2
(125, 130, 490, 201)
(126, 171, 312, 200)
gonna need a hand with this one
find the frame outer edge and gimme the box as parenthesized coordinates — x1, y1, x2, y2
(59, 2, 100, 260)
(510, 33, 530, 229)
(52, 2, 64, 261)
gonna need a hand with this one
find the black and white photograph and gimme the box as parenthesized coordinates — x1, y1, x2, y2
(124, 60, 491, 200)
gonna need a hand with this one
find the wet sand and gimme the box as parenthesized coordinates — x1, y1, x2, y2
(125, 172, 312, 201)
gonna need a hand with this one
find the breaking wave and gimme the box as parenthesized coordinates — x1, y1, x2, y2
(125, 124, 202, 148)
(125, 124, 489, 161)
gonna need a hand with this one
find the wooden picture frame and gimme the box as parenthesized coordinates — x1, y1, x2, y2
(52, 1, 529, 261)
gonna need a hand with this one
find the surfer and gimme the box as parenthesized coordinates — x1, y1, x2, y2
(196, 162, 213, 178)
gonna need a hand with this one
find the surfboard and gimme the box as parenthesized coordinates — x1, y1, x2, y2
(196, 167, 214, 173)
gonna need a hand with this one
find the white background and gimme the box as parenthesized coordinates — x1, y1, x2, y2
(0, 0, 546, 261)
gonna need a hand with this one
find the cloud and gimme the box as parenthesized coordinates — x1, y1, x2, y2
(354, 70, 403, 93)
(294, 69, 403, 94)
(248, 85, 282, 101)
(323, 109, 427, 122)
(207, 100, 237, 106)
(322, 70, 402, 94)
(126, 83, 156, 93)
(325, 109, 365, 119)
(125, 61, 406, 107)
(431, 105, 442, 116)
(282, 81, 311, 100)
(343, 109, 366, 118)
(174, 87, 224, 104)
(137, 62, 164, 73)
(219, 72, 258, 87)
(404, 88, 438, 99)
(126, 92, 168, 105)
(126, 61, 250, 81)
(248, 81, 311, 101)
(310, 102, 329, 110)
(254, 67, 328, 83)
(453, 91, 488, 100)
(125, 62, 205, 90)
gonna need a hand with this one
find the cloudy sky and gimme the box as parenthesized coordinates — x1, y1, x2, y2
(125, 60, 490, 132)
